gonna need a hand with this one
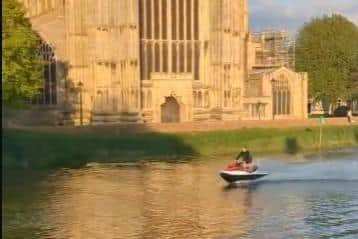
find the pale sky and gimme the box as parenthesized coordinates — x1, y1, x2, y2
(249, 0, 358, 34)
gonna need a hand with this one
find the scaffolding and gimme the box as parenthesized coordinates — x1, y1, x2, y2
(251, 30, 295, 69)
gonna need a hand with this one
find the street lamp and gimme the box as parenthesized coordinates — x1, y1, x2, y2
(78, 81, 83, 126)
(271, 79, 277, 120)
(257, 101, 262, 120)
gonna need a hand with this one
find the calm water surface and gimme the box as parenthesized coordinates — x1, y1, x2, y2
(3, 149, 358, 239)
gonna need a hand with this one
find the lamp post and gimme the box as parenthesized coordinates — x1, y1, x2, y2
(258, 101, 262, 120)
(271, 79, 277, 120)
(78, 81, 83, 126)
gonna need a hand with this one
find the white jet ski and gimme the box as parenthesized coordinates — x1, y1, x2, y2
(220, 170, 268, 183)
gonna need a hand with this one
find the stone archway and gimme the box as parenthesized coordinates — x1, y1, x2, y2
(161, 96, 180, 123)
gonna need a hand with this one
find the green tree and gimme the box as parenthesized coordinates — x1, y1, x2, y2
(295, 14, 358, 104)
(2, 0, 43, 106)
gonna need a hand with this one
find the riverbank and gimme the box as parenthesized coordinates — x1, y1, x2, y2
(3, 125, 358, 169)
(5, 117, 358, 133)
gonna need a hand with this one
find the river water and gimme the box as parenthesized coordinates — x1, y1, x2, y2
(3, 148, 358, 239)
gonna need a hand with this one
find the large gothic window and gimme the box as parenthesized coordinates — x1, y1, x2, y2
(32, 41, 57, 105)
(139, 0, 201, 80)
(272, 75, 291, 116)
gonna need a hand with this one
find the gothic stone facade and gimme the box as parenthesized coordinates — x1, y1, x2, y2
(20, 0, 308, 125)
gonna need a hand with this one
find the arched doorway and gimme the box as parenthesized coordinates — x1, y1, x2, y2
(161, 97, 180, 123)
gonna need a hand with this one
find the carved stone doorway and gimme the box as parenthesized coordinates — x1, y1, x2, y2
(161, 96, 180, 123)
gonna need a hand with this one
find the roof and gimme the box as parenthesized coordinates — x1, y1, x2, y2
(249, 68, 276, 76)
(249, 66, 296, 77)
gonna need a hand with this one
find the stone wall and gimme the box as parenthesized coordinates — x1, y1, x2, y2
(3, 106, 62, 127)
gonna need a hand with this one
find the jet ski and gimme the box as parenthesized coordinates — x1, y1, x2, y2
(220, 170, 268, 183)
(220, 162, 268, 183)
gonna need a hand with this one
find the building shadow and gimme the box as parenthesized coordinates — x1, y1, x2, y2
(2, 127, 199, 170)
(56, 60, 83, 126)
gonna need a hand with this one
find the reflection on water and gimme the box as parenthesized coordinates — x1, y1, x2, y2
(3, 149, 358, 239)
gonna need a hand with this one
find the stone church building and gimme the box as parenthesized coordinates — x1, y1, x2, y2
(19, 0, 308, 125)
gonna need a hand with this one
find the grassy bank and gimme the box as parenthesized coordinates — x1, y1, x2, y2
(3, 125, 358, 169)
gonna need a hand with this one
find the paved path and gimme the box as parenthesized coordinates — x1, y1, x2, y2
(7, 117, 358, 134)
(143, 118, 358, 132)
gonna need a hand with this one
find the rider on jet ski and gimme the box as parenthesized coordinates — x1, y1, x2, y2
(235, 148, 257, 173)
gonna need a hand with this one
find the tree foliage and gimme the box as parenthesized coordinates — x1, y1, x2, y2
(2, 0, 43, 106)
(295, 14, 358, 103)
